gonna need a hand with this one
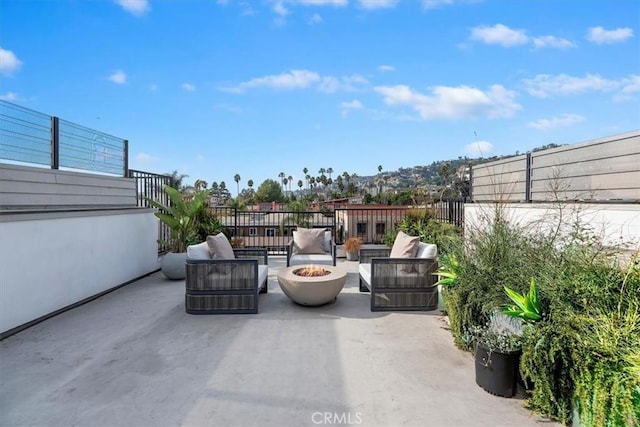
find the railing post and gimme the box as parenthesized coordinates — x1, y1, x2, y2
(123, 139, 129, 177)
(51, 116, 59, 170)
(469, 165, 474, 202)
(525, 152, 532, 203)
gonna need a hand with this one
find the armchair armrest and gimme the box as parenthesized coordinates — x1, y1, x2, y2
(233, 248, 268, 265)
(359, 246, 391, 264)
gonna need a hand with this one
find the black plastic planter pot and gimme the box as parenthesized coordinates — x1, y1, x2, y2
(474, 344, 520, 398)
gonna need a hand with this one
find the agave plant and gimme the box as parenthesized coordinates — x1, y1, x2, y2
(146, 185, 209, 253)
(501, 277, 542, 323)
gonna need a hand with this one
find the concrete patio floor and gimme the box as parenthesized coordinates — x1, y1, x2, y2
(0, 257, 558, 427)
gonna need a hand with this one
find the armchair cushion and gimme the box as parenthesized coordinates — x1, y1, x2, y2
(390, 231, 420, 259)
(415, 242, 438, 274)
(187, 242, 211, 260)
(207, 233, 235, 260)
(292, 227, 326, 254)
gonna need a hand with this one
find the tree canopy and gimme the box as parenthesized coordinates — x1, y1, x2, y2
(254, 179, 285, 202)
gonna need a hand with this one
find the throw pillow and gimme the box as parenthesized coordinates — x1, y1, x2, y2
(293, 227, 326, 254)
(415, 242, 438, 274)
(186, 241, 211, 260)
(390, 231, 420, 258)
(206, 232, 236, 260)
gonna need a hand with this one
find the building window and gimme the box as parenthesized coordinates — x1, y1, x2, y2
(376, 222, 386, 235)
(265, 228, 276, 237)
(356, 222, 367, 236)
(249, 227, 257, 236)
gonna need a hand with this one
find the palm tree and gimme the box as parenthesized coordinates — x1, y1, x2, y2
(166, 170, 189, 191)
(278, 172, 286, 191)
(287, 175, 293, 193)
(327, 167, 333, 181)
(378, 165, 383, 174)
(283, 177, 289, 196)
(233, 174, 241, 196)
(297, 180, 303, 192)
(247, 179, 254, 189)
(194, 179, 208, 192)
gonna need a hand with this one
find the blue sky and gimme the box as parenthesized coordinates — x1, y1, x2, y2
(1, 0, 638, 189)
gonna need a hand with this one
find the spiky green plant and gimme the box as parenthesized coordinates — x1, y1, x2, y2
(501, 278, 542, 322)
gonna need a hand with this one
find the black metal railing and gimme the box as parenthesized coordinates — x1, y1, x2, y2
(0, 100, 128, 176)
(129, 169, 173, 253)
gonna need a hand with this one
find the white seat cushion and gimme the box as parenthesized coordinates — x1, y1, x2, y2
(289, 254, 333, 266)
(359, 263, 372, 291)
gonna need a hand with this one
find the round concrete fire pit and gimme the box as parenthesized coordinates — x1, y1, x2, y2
(277, 265, 347, 306)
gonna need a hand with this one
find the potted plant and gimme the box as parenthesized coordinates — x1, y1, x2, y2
(146, 185, 209, 279)
(343, 237, 363, 261)
(473, 278, 542, 397)
(471, 312, 523, 398)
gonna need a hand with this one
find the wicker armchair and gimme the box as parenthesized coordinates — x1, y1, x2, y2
(185, 248, 268, 314)
(358, 244, 439, 312)
(286, 229, 336, 267)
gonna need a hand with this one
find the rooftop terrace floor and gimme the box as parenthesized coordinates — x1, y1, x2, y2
(1, 257, 558, 427)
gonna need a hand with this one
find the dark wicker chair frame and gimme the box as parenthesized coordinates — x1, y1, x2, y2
(286, 239, 337, 267)
(359, 246, 439, 312)
(185, 248, 268, 315)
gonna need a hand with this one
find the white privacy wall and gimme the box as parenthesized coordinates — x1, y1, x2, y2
(0, 210, 160, 335)
(465, 203, 640, 250)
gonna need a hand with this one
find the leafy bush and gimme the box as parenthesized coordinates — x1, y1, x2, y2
(383, 208, 460, 249)
(442, 201, 640, 425)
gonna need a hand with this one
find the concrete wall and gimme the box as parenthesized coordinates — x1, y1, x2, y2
(0, 209, 160, 335)
(465, 203, 640, 252)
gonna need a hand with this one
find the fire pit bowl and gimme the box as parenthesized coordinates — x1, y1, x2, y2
(277, 265, 347, 306)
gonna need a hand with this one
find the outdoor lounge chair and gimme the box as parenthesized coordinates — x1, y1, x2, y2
(358, 237, 439, 312)
(286, 227, 336, 267)
(185, 241, 268, 314)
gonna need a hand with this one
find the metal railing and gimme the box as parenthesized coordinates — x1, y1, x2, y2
(129, 169, 173, 253)
(0, 100, 128, 176)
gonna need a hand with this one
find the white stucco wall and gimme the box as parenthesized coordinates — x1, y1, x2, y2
(465, 203, 640, 251)
(0, 209, 160, 335)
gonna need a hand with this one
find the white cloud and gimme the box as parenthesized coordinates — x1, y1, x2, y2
(374, 84, 521, 120)
(522, 73, 621, 98)
(220, 69, 320, 93)
(108, 70, 127, 84)
(470, 24, 529, 47)
(182, 83, 196, 92)
(318, 74, 369, 93)
(587, 26, 634, 44)
(339, 99, 363, 117)
(273, 1, 289, 16)
(357, 0, 399, 9)
(470, 24, 575, 49)
(309, 13, 324, 24)
(528, 113, 585, 130)
(532, 35, 575, 49)
(220, 70, 368, 94)
(378, 64, 395, 72)
(0, 92, 18, 101)
(613, 75, 640, 102)
(423, 0, 454, 9)
(0, 47, 22, 76)
(135, 152, 157, 162)
(114, 0, 150, 16)
(294, 0, 348, 5)
(464, 140, 493, 157)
